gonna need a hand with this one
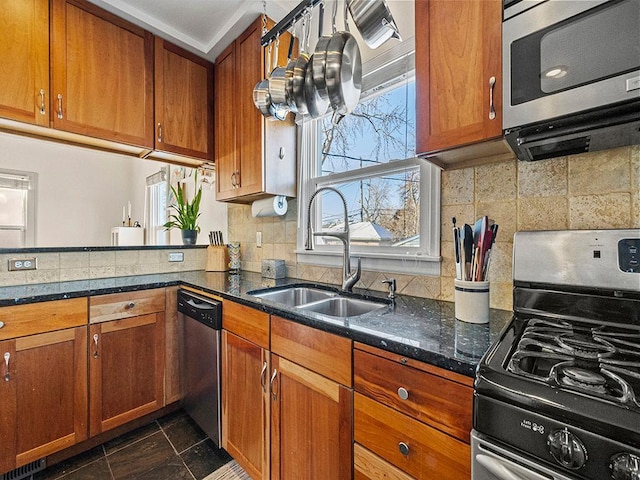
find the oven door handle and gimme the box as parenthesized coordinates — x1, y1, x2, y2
(476, 453, 552, 480)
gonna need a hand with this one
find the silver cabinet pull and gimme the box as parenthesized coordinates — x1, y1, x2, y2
(157, 123, 163, 142)
(489, 76, 496, 120)
(0, 321, 4, 329)
(125, 302, 135, 310)
(398, 442, 410, 456)
(231, 172, 237, 188)
(57, 94, 63, 119)
(4, 352, 10, 381)
(270, 369, 278, 401)
(397, 387, 409, 400)
(260, 362, 268, 392)
(92, 333, 99, 358)
(39, 89, 46, 115)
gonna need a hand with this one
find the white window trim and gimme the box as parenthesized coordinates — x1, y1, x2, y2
(0, 168, 37, 248)
(295, 128, 442, 277)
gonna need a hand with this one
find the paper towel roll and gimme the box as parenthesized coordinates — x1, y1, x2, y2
(251, 195, 288, 217)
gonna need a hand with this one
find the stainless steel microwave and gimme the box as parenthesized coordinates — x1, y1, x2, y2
(503, 0, 640, 161)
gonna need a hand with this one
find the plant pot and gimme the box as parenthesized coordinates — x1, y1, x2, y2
(181, 229, 198, 245)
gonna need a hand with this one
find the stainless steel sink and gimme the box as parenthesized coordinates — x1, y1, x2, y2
(249, 286, 336, 307)
(297, 297, 387, 319)
(248, 285, 389, 319)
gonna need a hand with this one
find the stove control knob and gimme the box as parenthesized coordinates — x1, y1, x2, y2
(610, 453, 640, 480)
(547, 428, 587, 470)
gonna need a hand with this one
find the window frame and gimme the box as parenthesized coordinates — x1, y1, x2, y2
(296, 98, 441, 276)
(0, 168, 37, 248)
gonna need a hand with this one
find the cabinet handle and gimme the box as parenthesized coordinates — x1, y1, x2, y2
(397, 387, 409, 400)
(57, 94, 63, 119)
(230, 172, 236, 188)
(0, 321, 4, 329)
(398, 442, 410, 456)
(270, 369, 278, 401)
(235, 170, 240, 188)
(39, 89, 46, 115)
(92, 333, 99, 358)
(260, 362, 268, 392)
(3, 352, 10, 382)
(157, 123, 163, 143)
(125, 302, 135, 310)
(488, 76, 496, 120)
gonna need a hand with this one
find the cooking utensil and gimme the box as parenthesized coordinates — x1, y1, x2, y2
(290, 12, 312, 115)
(347, 0, 401, 49)
(269, 35, 294, 110)
(312, 0, 336, 102)
(304, 4, 330, 118)
(283, 29, 299, 111)
(253, 43, 274, 118)
(324, 1, 362, 115)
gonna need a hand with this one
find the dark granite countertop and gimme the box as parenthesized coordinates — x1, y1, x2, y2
(0, 270, 513, 377)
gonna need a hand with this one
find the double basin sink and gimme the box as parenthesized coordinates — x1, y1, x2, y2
(247, 285, 390, 320)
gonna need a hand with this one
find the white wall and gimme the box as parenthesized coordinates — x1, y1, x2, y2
(0, 132, 227, 247)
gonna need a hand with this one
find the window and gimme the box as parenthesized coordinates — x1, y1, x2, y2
(0, 169, 37, 248)
(144, 168, 169, 245)
(297, 47, 441, 275)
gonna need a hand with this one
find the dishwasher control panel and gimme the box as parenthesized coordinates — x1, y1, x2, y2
(177, 289, 222, 329)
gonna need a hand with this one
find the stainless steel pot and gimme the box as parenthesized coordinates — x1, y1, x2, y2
(304, 53, 329, 118)
(347, 0, 401, 50)
(253, 43, 275, 118)
(290, 13, 312, 115)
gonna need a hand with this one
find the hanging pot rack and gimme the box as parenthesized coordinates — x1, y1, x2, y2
(261, 0, 324, 47)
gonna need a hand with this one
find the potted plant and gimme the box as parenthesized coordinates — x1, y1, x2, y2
(163, 173, 202, 245)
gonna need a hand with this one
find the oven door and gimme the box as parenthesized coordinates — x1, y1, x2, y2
(503, 0, 640, 130)
(472, 431, 576, 480)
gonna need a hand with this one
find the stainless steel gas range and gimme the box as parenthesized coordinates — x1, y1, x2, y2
(473, 229, 640, 480)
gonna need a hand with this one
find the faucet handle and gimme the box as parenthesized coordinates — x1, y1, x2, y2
(382, 278, 397, 299)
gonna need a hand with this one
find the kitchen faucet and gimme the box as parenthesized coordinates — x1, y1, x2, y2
(305, 186, 361, 292)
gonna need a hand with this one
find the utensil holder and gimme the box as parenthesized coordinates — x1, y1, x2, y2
(206, 246, 229, 272)
(454, 279, 490, 324)
(228, 242, 241, 273)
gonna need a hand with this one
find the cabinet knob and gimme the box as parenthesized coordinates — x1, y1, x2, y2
(0, 321, 4, 329)
(125, 302, 135, 310)
(398, 442, 410, 456)
(397, 387, 409, 400)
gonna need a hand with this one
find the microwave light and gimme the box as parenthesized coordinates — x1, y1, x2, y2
(543, 66, 568, 79)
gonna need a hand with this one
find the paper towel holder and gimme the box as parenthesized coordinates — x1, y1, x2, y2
(251, 195, 288, 218)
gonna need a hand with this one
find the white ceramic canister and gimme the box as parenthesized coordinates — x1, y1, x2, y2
(454, 279, 490, 324)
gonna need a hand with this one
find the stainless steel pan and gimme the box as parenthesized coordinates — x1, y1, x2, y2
(324, 1, 362, 115)
(312, 1, 334, 102)
(253, 43, 274, 118)
(290, 13, 311, 115)
(347, 0, 401, 50)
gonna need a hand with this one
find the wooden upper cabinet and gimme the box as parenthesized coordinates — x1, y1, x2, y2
(215, 17, 296, 203)
(415, 0, 502, 155)
(50, 0, 154, 148)
(0, 0, 49, 127)
(154, 37, 214, 161)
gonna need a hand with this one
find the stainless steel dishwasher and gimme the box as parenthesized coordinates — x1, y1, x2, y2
(177, 289, 223, 447)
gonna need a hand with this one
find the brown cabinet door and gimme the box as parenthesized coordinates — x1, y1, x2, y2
(233, 19, 265, 198)
(50, 0, 154, 147)
(415, 0, 502, 155)
(1, 328, 88, 472)
(0, 0, 49, 127)
(0, 340, 17, 474)
(155, 37, 214, 161)
(89, 313, 165, 436)
(270, 355, 353, 480)
(215, 43, 239, 199)
(221, 331, 270, 480)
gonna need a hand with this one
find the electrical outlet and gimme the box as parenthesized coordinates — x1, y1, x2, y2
(168, 252, 184, 262)
(8, 258, 37, 271)
(256, 231, 262, 248)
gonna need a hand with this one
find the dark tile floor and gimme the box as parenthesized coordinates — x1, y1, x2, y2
(34, 410, 232, 480)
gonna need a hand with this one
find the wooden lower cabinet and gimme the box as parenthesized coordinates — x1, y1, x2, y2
(221, 330, 270, 480)
(0, 327, 88, 474)
(88, 313, 165, 436)
(270, 355, 353, 480)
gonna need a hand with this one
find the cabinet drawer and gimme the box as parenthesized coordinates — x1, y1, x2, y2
(0, 298, 87, 341)
(271, 316, 352, 387)
(222, 300, 269, 349)
(354, 393, 470, 480)
(89, 288, 165, 324)
(354, 443, 413, 480)
(354, 347, 473, 442)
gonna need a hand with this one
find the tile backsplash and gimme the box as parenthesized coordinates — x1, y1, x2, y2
(228, 146, 639, 311)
